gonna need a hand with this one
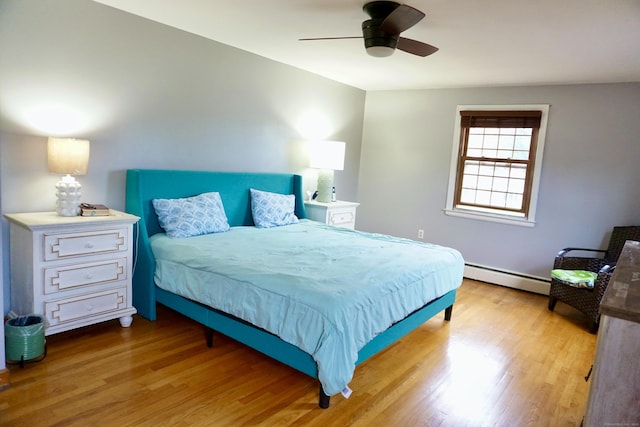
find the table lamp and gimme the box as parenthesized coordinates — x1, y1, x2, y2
(47, 137, 90, 216)
(309, 140, 345, 203)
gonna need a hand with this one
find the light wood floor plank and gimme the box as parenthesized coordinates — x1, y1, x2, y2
(0, 280, 596, 426)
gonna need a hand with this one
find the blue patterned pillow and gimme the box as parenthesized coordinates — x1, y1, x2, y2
(250, 188, 299, 228)
(152, 192, 230, 238)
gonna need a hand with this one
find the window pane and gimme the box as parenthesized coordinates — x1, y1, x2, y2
(494, 164, 510, 177)
(496, 149, 512, 159)
(484, 128, 500, 135)
(513, 150, 529, 160)
(477, 176, 493, 190)
(484, 134, 498, 149)
(476, 190, 491, 204)
(464, 161, 479, 174)
(511, 165, 527, 179)
(468, 148, 482, 157)
(462, 174, 478, 188)
(493, 177, 509, 192)
(479, 163, 494, 175)
(460, 189, 476, 203)
(500, 128, 517, 135)
(514, 136, 531, 150)
(468, 134, 483, 148)
(491, 192, 507, 207)
(498, 135, 514, 150)
(469, 128, 484, 135)
(516, 128, 532, 136)
(482, 149, 497, 157)
(506, 193, 523, 209)
(508, 178, 525, 193)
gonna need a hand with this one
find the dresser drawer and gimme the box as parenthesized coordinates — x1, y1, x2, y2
(44, 258, 128, 294)
(328, 210, 356, 227)
(45, 287, 128, 326)
(43, 228, 129, 261)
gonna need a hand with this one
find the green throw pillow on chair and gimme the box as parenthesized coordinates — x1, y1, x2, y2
(551, 269, 598, 289)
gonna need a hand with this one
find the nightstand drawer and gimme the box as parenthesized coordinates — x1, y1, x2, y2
(304, 200, 359, 230)
(44, 258, 128, 294)
(328, 210, 355, 226)
(45, 287, 128, 326)
(44, 228, 128, 261)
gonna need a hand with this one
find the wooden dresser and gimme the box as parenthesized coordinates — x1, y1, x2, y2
(5, 210, 139, 336)
(583, 240, 640, 426)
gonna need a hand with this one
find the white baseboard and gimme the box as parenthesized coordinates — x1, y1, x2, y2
(464, 263, 550, 295)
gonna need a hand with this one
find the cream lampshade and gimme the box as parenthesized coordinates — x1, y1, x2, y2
(309, 140, 345, 203)
(47, 137, 90, 216)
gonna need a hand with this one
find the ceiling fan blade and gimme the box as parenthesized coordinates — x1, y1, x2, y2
(299, 36, 362, 41)
(396, 37, 438, 57)
(381, 4, 425, 34)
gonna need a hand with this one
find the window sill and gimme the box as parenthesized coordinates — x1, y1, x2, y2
(443, 208, 535, 227)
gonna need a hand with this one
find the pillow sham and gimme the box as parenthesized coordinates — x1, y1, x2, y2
(250, 188, 299, 228)
(152, 192, 230, 238)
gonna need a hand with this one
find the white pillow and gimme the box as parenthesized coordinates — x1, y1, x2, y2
(250, 188, 299, 228)
(152, 192, 230, 238)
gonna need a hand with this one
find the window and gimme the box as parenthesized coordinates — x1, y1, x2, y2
(445, 105, 549, 227)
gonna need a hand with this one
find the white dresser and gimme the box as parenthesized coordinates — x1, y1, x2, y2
(5, 210, 139, 336)
(304, 200, 359, 229)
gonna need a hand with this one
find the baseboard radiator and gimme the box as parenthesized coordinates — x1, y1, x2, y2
(464, 263, 550, 295)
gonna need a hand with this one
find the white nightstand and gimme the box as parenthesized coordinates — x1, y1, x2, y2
(304, 200, 360, 229)
(4, 210, 139, 336)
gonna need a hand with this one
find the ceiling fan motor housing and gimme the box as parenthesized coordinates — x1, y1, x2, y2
(362, 1, 401, 57)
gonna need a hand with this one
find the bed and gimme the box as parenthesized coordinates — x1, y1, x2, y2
(125, 169, 464, 408)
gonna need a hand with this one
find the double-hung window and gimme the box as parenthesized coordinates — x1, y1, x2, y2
(445, 105, 549, 227)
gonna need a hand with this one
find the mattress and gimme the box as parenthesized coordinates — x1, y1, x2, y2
(150, 219, 464, 395)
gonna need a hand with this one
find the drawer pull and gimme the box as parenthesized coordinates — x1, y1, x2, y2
(86, 304, 93, 312)
(85, 242, 94, 249)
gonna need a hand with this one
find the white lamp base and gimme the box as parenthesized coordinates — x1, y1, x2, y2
(55, 174, 82, 216)
(317, 169, 334, 203)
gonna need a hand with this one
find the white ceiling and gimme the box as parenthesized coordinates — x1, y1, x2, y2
(94, 0, 640, 91)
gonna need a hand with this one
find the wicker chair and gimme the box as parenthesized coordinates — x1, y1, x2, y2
(548, 225, 640, 333)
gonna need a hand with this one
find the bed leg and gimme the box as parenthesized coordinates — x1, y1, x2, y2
(444, 305, 453, 321)
(318, 384, 331, 409)
(205, 327, 214, 348)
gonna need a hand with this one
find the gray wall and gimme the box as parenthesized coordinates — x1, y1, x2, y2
(358, 83, 640, 279)
(0, 1, 365, 310)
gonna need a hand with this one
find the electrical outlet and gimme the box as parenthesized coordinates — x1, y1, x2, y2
(418, 229, 424, 239)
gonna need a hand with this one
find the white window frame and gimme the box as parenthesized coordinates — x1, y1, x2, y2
(444, 104, 550, 227)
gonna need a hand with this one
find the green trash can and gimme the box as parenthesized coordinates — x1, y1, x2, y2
(5, 315, 46, 366)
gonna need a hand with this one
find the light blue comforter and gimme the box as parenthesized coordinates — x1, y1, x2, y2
(150, 220, 464, 395)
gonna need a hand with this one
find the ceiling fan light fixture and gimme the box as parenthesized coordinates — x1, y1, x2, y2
(366, 45, 395, 57)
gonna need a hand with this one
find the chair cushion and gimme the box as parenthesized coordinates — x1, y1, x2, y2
(551, 269, 598, 289)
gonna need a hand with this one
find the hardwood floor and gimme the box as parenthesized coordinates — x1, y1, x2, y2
(0, 280, 597, 426)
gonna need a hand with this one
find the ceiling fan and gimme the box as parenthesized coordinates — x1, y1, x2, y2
(299, 1, 438, 58)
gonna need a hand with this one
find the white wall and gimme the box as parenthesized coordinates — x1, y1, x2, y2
(358, 83, 640, 279)
(0, 0, 366, 312)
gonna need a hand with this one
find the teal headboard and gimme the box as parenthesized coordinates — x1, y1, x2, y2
(125, 169, 306, 319)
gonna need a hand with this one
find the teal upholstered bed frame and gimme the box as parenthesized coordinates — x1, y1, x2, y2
(125, 169, 456, 408)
